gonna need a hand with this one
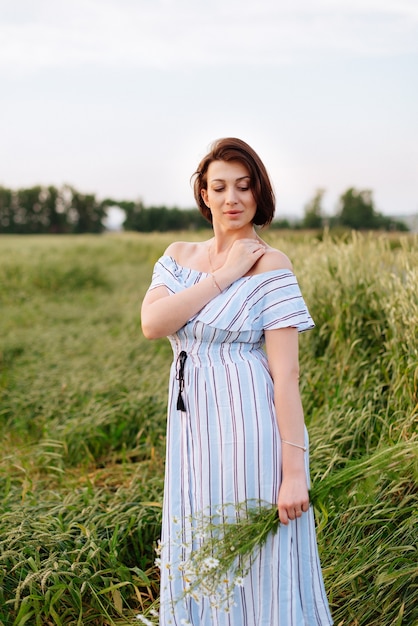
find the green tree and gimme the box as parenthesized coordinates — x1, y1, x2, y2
(15, 186, 46, 234)
(0, 186, 13, 233)
(336, 188, 376, 229)
(121, 202, 209, 232)
(42, 186, 69, 233)
(269, 218, 292, 230)
(371, 213, 409, 232)
(120, 200, 146, 231)
(66, 187, 105, 233)
(302, 189, 326, 229)
(334, 188, 409, 231)
(0, 184, 108, 234)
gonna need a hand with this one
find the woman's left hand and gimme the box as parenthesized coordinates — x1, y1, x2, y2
(277, 475, 310, 525)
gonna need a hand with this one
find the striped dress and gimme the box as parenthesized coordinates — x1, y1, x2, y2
(148, 255, 333, 626)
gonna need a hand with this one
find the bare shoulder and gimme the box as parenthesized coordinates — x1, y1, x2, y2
(164, 240, 208, 268)
(164, 240, 199, 259)
(253, 246, 293, 274)
(164, 241, 188, 258)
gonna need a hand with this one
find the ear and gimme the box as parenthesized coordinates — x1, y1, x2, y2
(201, 188, 210, 208)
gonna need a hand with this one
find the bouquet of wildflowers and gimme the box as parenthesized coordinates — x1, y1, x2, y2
(174, 500, 282, 610)
(171, 444, 414, 612)
(134, 442, 413, 623)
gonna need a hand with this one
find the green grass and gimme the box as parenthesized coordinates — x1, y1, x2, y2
(0, 231, 417, 625)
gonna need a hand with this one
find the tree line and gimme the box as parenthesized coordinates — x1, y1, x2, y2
(0, 184, 409, 234)
(0, 185, 105, 234)
(301, 188, 408, 231)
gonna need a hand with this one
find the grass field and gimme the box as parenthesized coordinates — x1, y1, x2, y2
(0, 231, 417, 625)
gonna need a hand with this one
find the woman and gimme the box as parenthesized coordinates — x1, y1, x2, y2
(141, 138, 333, 625)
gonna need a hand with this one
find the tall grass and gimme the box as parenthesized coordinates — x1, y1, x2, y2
(0, 231, 417, 625)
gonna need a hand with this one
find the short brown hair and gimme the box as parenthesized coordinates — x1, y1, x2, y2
(192, 137, 276, 227)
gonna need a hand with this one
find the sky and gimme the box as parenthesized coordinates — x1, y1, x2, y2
(0, 0, 417, 224)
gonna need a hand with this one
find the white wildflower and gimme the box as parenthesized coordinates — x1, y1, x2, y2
(154, 557, 162, 568)
(234, 576, 244, 587)
(135, 615, 153, 625)
(194, 531, 207, 539)
(202, 556, 219, 570)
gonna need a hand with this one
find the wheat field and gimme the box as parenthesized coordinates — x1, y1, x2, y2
(0, 231, 417, 625)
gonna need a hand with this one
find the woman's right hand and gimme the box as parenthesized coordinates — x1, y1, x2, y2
(142, 239, 266, 340)
(216, 239, 266, 286)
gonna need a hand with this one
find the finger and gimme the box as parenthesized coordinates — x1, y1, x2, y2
(286, 508, 296, 521)
(301, 502, 310, 513)
(278, 507, 289, 526)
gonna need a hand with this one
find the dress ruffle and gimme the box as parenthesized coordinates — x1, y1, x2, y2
(148, 255, 315, 333)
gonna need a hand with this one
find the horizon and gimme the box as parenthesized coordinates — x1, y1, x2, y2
(1, 1, 417, 219)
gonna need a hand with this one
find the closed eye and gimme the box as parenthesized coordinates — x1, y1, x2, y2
(211, 185, 250, 192)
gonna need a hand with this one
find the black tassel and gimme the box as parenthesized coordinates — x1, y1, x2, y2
(176, 350, 187, 412)
(177, 392, 186, 412)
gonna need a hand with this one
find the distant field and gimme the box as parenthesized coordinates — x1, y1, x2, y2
(0, 231, 417, 625)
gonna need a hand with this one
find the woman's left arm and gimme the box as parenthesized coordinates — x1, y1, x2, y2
(265, 327, 310, 525)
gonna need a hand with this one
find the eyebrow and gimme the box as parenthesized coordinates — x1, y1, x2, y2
(210, 176, 251, 183)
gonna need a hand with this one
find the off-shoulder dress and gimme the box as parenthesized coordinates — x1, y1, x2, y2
(147, 255, 333, 626)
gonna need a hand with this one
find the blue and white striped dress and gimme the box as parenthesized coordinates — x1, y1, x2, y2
(148, 255, 333, 626)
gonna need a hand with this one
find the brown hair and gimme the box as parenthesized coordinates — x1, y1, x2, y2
(192, 137, 276, 227)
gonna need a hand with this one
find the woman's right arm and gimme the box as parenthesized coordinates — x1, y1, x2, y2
(141, 275, 224, 339)
(141, 240, 266, 339)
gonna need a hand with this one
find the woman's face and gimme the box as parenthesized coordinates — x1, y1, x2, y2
(201, 160, 257, 230)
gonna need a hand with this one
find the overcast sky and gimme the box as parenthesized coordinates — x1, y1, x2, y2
(1, 0, 417, 221)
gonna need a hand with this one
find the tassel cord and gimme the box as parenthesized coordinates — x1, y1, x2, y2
(176, 350, 188, 411)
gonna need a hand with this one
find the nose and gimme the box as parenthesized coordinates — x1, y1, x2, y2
(225, 186, 238, 205)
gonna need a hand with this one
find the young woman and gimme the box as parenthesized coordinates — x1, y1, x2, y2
(141, 138, 333, 625)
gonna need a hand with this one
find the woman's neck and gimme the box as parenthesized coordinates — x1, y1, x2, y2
(210, 226, 259, 253)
